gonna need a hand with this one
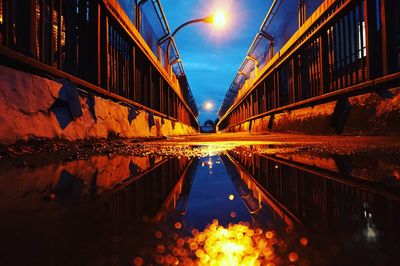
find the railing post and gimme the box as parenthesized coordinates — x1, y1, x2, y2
(363, 0, 380, 80)
(29, 0, 37, 58)
(96, 3, 102, 86)
(86, 1, 100, 85)
(102, 15, 109, 91)
(320, 33, 329, 94)
(298, 0, 306, 28)
(290, 58, 296, 103)
(380, 0, 398, 75)
(2, 0, 10, 47)
(57, 0, 62, 69)
(15, 0, 34, 56)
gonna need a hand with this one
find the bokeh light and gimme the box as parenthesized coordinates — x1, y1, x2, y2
(141, 219, 308, 265)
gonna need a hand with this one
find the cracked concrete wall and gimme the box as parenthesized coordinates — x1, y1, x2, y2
(222, 87, 400, 135)
(0, 65, 197, 144)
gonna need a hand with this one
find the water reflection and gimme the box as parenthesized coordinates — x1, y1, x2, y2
(183, 156, 252, 230)
(227, 148, 400, 265)
(0, 144, 399, 265)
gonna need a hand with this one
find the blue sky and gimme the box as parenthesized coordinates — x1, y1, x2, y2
(161, 0, 272, 125)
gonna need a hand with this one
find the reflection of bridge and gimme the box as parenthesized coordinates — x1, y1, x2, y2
(227, 148, 400, 233)
(0, 0, 199, 140)
(218, 0, 400, 135)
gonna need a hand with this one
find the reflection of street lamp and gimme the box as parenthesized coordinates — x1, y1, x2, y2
(159, 11, 227, 64)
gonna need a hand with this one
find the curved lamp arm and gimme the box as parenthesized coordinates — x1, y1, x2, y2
(161, 16, 214, 64)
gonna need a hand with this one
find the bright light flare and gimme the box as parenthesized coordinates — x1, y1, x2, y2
(213, 10, 227, 28)
(196, 0, 242, 42)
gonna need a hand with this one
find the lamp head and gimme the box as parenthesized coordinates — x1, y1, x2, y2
(203, 11, 227, 28)
(203, 15, 214, 24)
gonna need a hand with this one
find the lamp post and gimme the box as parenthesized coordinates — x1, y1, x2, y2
(158, 11, 227, 65)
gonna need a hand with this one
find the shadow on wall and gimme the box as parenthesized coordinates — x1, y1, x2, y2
(50, 79, 158, 132)
(51, 80, 83, 129)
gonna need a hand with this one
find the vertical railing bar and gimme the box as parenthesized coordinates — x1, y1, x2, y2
(57, 0, 61, 69)
(49, 0, 53, 66)
(358, 2, 365, 81)
(352, 6, 359, 83)
(347, 12, 353, 85)
(380, 0, 388, 75)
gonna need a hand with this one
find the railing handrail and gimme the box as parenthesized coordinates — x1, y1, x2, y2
(217, 0, 350, 127)
(218, 0, 339, 119)
(104, 0, 198, 120)
(0, 0, 199, 128)
(0, 46, 177, 121)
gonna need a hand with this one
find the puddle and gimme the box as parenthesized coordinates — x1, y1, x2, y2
(0, 143, 399, 265)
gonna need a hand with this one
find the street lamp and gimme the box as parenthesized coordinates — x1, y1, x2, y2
(159, 11, 227, 65)
(203, 101, 214, 111)
(196, 101, 215, 117)
(171, 11, 227, 37)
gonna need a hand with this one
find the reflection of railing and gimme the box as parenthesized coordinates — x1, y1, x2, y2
(224, 153, 300, 226)
(152, 158, 198, 221)
(0, 0, 198, 127)
(218, 0, 400, 131)
(106, 156, 192, 220)
(228, 149, 400, 233)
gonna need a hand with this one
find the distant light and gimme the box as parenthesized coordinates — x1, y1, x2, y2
(204, 101, 214, 110)
(229, 194, 235, 200)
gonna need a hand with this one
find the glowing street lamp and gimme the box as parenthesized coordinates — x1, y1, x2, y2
(205, 11, 227, 28)
(160, 11, 229, 64)
(171, 11, 228, 38)
(203, 101, 214, 111)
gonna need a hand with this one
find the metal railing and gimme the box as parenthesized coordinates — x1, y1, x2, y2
(0, 0, 199, 129)
(217, 0, 400, 131)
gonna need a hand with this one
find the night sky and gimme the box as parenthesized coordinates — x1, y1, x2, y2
(161, 0, 272, 125)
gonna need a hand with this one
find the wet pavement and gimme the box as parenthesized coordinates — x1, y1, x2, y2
(1, 134, 400, 265)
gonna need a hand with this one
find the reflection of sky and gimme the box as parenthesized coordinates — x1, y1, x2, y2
(183, 156, 252, 230)
(161, 0, 272, 124)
